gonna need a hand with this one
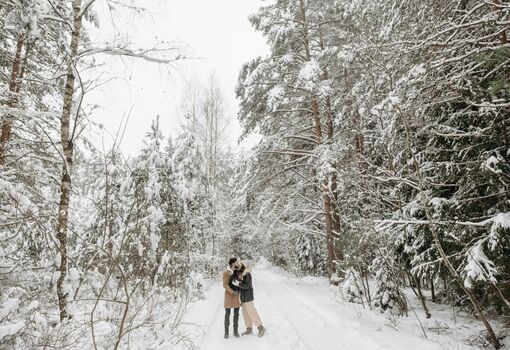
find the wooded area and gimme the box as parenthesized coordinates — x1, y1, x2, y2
(0, 0, 509, 349)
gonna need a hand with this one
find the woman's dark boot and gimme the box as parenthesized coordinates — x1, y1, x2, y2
(241, 327, 252, 335)
(233, 308, 240, 337)
(224, 308, 230, 338)
(258, 325, 266, 337)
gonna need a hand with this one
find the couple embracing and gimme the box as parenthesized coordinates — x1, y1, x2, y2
(222, 257, 266, 339)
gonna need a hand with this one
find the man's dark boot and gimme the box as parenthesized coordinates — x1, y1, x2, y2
(233, 308, 240, 337)
(258, 325, 266, 337)
(224, 308, 231, 339)
(241, 327, 252, 336)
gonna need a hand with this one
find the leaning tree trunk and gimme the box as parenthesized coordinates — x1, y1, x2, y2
(0, 33, 25, 165)
(56, 0, 83, 322)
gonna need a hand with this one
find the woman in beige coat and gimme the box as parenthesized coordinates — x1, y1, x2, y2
(223, 257, 241, 338)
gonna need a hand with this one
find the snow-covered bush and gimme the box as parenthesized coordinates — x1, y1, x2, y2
(295, 233, 325, 275)
(341, 268, 364, 303)
(369, 256, 407, 315)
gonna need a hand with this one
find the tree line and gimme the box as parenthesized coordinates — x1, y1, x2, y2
(0, 1, 239, 348)
(235, 1, 510, 348)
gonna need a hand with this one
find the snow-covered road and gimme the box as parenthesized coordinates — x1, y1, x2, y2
(183, 264, 454, 350)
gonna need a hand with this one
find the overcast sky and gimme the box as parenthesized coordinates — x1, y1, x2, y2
(85, 0, 268, 156)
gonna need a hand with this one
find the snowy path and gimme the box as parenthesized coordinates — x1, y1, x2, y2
(183, 264, 452, 350)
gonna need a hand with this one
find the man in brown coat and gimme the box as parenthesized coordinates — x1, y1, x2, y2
(223, 257, 241, 338)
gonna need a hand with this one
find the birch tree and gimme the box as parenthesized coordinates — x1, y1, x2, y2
(50, 0, 187, 321)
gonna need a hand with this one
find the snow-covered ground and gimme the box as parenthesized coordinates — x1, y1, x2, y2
(182, 262, 483, 350)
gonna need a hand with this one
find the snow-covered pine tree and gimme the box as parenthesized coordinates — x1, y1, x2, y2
(237, 0, 348, 278)
(171, 123, 209, 264)
(128, 117, 168, 284)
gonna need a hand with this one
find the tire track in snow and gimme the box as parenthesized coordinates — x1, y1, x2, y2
(256, 277, 314, 350)
(255, 267, 383, 350)
(259, 270, 338, 326)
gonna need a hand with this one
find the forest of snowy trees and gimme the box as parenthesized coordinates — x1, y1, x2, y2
(1, 0, 509, 349)
(235, 0, 510, 348)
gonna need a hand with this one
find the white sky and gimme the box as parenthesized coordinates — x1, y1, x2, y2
(85, 0, 268, 156)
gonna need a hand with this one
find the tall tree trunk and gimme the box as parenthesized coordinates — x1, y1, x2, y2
(309, 89, 338, 278)
(56, 0, 83, 322)
(321, 68, 342, 261)
(430, 277, 436, 302)
(0, 33, 25, 165)
(299, 0, 337, 277)
(313, 95, 336, 277)
(324, 95, 343, 265)
(324, 96, 340, 227)
(491, 0, 508, 44)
